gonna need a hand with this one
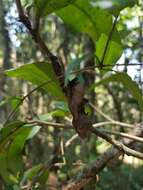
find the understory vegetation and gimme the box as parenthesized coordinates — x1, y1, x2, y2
(0, 0, 143, 189)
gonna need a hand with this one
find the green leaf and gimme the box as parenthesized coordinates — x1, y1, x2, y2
(96, 33, 122, 67)
(13, 185, 21, 190)
(34, 0, 76, 16)
(57, 0, 120, 43)
(37, 170, 49, 185)
(38, 113, 53, 121)
(84, 105, 92, 116)
(65, 57, 83, 85)
(57, 0, 122, 69)
(51, 110, 67, 117)
(21, 164, 43, 184)
(5, 62, 65, 100)
(54, 101, 69, 112)
(10, 97, 22, 110)
(0, 152, 20, 185)
(65, 54, 94, 85)
(21, 164, 49, 186)
(51, 101, 70, 117)
(0, 153, 14, 184)
(0, 97, 22, 109)
(0, 123, 41, 184)
(97, 72, 143, 111)
(0, 121, 25, 145)
(90, 0, 138, 15)
(0, 98, 9, 107)
(7, 125, 41, 174)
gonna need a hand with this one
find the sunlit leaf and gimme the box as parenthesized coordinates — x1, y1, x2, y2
(57, 0, 120, 43)
(96, 33, 122, 67)
(5, 62, 66, 100)
(97, 72, 143, 111)
(34, 0, 76, 16)
(57, 0, 122, 69)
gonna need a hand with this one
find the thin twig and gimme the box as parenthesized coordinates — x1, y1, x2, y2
(4, 79, 58, 125)
(3, 65, 110, 124)
(60, 138, 66, 165)
(90, 103, 135, 130)
(93, 121, 134, 129)
(99, 128, 143, 143)
(27, 120, 143, 146)
(16, 0, 53, 57)
(89, 102, 114, 122)
(90, 126, 143, 160)
(4, 83, 46, 125)
(28, 120, 72, 129)
(100, 15, 119, 67)
(28, 120, 134, 130)
(65, 134, 78, 147)
(103, 63, 143, 67)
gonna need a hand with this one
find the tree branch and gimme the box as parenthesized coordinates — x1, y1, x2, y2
(93, 121, 134, 129)
(98, 128, 143, 143)
(62, 124, 143, 190)
(28, 120, 72, 129)
(89, 102, 114, 122)
(90, 127, 143, 160)
(15, 0, 65, 89)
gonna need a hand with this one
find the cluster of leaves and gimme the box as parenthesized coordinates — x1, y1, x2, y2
(0, 0, 142, 189)
(0, 121, 41, 187)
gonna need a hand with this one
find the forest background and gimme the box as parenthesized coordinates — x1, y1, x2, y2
(0, 0, 143, 189)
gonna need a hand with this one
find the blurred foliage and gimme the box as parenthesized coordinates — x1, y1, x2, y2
(0, 0, 143, 189)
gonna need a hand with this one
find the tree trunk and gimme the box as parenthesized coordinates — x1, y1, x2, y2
(0, 0, 12, 123)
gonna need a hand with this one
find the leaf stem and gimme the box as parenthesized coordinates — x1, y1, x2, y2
(100, 15, 119, 67)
